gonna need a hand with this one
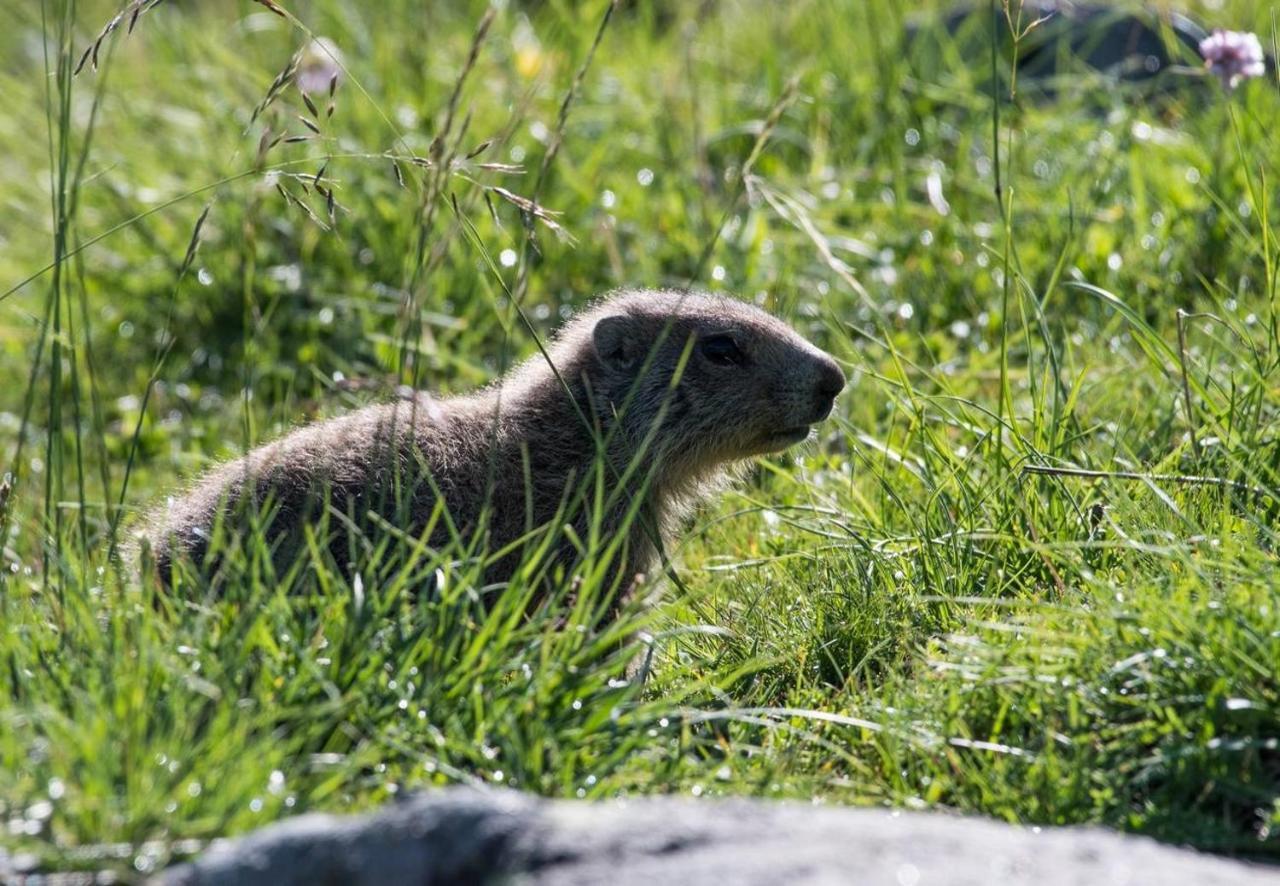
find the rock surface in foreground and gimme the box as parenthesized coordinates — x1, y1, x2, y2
(157, 788, 1279, 885)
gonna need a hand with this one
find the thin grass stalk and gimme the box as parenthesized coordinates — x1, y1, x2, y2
(686, 76, 799, 288)
(72, 235, 114, 533)
(104, 201, 203, 564)
(991, 2, 1012, 474)
(67, 40, 118, 555)
(513, 0, 619, 305)
(397, 8, 495, 382)
(36, 0, 83, 599)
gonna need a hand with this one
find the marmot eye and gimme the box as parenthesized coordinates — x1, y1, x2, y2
(699, 334, 744, 366)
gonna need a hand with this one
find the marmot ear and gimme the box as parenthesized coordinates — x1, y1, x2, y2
(592, 314, 639, 370)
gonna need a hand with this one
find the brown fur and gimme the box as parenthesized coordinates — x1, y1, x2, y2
(142, 289, 845, 597)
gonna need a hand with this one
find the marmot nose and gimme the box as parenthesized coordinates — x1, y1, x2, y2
(811, 354, 846, 420)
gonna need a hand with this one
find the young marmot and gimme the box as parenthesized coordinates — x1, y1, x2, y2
(144, 289, 845, 595)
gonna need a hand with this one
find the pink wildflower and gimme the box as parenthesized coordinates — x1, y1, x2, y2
(296, 37, 343, 95)
(1199, 29, 1266, 90)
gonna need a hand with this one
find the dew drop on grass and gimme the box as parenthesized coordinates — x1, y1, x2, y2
(499, 249, 517, 267)
(637, 168, 654, 186)
(270, 264, 302, 291)
(601, 189, 616, 208)
(249, 797, 263, 813)
(197, 268, 213, 286)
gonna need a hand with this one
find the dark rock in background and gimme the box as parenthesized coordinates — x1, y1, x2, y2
(905, 1, 1234, 97)
(156, 789, 1280, 885)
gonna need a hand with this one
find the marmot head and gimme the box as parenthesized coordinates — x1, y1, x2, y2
(563, 289, 845, 473)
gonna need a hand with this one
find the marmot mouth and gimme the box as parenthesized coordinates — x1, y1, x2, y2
(760, 425, 813, 449)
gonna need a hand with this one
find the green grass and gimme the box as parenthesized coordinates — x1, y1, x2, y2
(2, 0, 1280, 876)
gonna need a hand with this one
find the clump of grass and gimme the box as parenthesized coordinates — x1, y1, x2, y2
(1, 0, 1279, 877)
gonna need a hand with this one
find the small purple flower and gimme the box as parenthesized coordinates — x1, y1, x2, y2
(296, 37, 343, 95)
(1199, 29, 1266, 90)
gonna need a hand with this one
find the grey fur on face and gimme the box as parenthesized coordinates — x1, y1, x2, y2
(142, 289, 845, 600)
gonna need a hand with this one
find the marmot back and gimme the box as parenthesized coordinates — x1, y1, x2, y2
(143, 289, 846, 597)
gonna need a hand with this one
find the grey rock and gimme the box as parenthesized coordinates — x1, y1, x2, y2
(905, 2, 1249, 98)
(155, 788, 1280, 886)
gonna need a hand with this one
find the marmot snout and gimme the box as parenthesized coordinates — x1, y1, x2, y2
(144, 289, 845, 596)
(584, 291, 844, 464)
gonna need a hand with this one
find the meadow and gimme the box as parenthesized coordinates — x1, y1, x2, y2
(1, 0, 1278, 876)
